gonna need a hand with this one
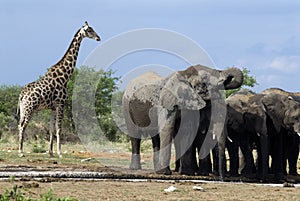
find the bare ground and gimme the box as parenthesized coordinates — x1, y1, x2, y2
(0, 179, 299, 201)
(0, 143, 299, 200)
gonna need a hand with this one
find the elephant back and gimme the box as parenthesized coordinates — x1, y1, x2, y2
(122, 71, 162, 134)
(226, 89, 256, 113)
(261, 87, 300, 103)
(123, 71, 162, 101)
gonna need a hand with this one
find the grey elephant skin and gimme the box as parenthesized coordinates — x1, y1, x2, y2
(261, 89, 300, 180)
(122, 65, 243, 175)
(261, 88, 300, 177)
(225, 90, 268, 180)
(225, 88, 300, 181)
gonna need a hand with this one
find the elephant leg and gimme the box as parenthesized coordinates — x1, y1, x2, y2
(282, 131, 288, 176)
(130, 137, 142, 170)
(174, 159, 180, 172)
(256, 134, 269, 182)
(197, 131, 213, 176)
(240, 136, 255, 177)
(198, 154, 211, 176)
(287, 133, 299, 175)
(179, 146, 198, 176)
(173, 129, 181, 173)
(227, 139, 239, 177)
(217, 128, 228, 181)
(156, 109, 177, 175)
(212, 144, 219, 176)
(151, 134, 160, 172)
(271, 131, 285, 181)
(174, 134, 198, 174)
(196, 126, 211, 176)
(178, 128, 198, 175)
(218, 141, 227, 180)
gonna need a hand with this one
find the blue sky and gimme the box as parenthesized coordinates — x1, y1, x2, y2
(1, 0, 300, 92)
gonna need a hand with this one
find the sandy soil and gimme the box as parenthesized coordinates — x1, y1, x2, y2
(0, 144, 299, 200)
(0, 180, 299, 201)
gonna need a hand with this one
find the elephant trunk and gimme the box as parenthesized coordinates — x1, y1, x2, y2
(222, 67, 244, 90)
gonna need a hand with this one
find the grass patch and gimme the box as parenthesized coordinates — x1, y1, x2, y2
(31, 143, 47, 154)
(0, 177, 77, 201)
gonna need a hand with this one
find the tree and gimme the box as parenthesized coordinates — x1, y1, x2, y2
(0, 85, 21, 116)
(0, 85, 21, 137)
(225, 67, 257, 98)
(0, 66, 121, 143)
(68, 66, 121, 142)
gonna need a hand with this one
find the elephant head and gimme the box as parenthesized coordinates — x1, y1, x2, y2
(261, 93, 300, 134)
(193, 65, 243, 89)
(159, 65, 244, 111)
(283, 97, 300, 134)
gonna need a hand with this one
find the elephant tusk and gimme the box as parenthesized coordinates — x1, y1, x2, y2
(227, 137, 233, 143)
(257, 132, 261, 137)
(213, 134, 216, 140)
(297, 132, 300, 137)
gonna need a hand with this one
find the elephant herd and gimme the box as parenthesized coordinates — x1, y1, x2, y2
(226, 88, 300, 181)
(122, 64, 300, 182)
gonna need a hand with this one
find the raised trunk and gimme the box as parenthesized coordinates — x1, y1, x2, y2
(222, 68, 244, 90)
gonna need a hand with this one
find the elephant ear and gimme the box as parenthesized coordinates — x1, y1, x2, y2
(261, 94, 284, 133)
(159, 73, 206, 111)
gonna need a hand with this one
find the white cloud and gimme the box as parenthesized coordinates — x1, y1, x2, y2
(268, 56, 300, 72)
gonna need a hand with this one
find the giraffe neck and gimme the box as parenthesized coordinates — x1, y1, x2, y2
(44, 30, 84, 85)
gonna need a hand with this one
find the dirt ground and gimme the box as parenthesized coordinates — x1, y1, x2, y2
(0, 180, 299, 201)
(0, 143, 299, 200)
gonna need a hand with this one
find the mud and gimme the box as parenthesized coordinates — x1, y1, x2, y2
(0, 164, 299, 186)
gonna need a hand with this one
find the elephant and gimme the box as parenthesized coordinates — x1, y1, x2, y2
(260, 92, 300, 181)
(261, 88, 300, 176)
(225, 89, 255, 177)
(177, 97, 227, 177)
(225, 88, 300, 181)
(122, 65, 244, 175)
(225, 89, 269, 180)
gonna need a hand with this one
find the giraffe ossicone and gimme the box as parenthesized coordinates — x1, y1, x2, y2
(17, 22, 100, 158)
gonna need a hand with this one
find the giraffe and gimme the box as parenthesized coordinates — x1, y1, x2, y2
(18, 21, 100, 157)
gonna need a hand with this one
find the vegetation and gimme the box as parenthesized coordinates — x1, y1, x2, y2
(0, 66, 256, 144)
(225, 67, 258, 97)
(0, 85, 21, 139)
(0, 183, 77, 201)
(0, 66, 122, 144)
(69, 66, 122, 142)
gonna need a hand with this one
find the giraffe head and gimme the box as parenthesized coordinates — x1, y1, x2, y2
(80, 21, 101, 41)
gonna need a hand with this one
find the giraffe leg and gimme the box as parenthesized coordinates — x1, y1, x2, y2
(48, 110, 55, 157)
(18, 120, 26, 157)
(55, 107, 64, 158)
(18, 104, 32, 157)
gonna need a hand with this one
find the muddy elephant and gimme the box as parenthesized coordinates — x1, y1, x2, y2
(122, 65, 243, 175)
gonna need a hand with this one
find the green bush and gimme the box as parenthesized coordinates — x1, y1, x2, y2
(40, 189, 77, 201)
(31, 143, 47, 153)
